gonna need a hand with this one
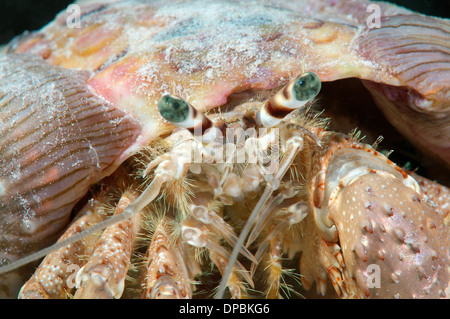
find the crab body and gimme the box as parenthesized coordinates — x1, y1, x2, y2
(0, 0, 449, 298)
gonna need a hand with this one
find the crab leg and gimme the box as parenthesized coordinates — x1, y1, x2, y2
(263, 236, 285, 299)
(298, 213, 329, 296)
(189, 201, 255, 263)
(250, 202, 308, 276)
(249, 203, 308, 298)
(245, 194, 284, 248)
(181, 218, 253, 298)
(208, 242, 252, 299)
(140, 219, 195, 299)
(74, 190, 141, 299)
(246, 181, 305, 248)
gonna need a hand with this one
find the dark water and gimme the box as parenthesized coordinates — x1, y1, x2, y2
(0, 0, 449, 45)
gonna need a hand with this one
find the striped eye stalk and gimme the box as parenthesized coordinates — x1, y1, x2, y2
(158, 94, 220, 143)
(256, 72, 321, 128)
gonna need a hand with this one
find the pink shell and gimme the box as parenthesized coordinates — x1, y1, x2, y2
(0, 54, 141, 264)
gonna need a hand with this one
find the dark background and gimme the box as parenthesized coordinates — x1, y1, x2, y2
(0, 0, 449, 45)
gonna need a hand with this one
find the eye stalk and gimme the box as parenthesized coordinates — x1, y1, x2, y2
(292, 71, 321, 102)
(157, 94, 219, 143)
(158, 94, 190, 123)
(255, 71, 322, 127)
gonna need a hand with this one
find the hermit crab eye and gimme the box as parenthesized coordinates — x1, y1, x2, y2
(292, 72, 321, 101)
(158, 94, 190, 123)
(157, 94, 218, 141)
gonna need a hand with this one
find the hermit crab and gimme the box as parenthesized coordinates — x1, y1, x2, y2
(0, 0, 449, 299)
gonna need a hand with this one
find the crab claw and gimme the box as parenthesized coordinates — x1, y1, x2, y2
(329, 170, 449, 298)
(309, 134, 449, 298)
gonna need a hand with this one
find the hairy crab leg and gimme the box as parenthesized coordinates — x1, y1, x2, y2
(181, 218, 253, 298)
(255, 202, 309, 256)
(140, 218, 196, 299)
(189, 195, 255, 263)
(74, 190, 141, 299)
(208, 243, 253, 299)
(250, 201, 308, 278)
(246, 183, 305, 248)
(264, 236, 285, 299)
(298, 214, 329, 296)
